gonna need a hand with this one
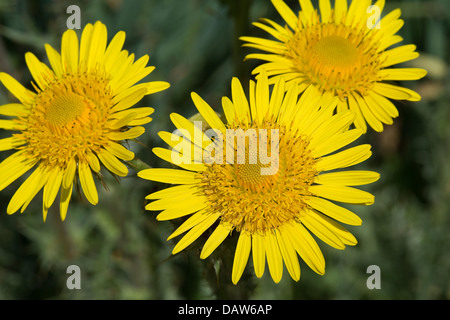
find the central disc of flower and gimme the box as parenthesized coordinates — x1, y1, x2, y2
(199, 121, 317, 235)
(313, 35, 359, 69)
(45, 92, 87, 127)
(285, 21, 382, 100)
(20, 71, 113, 168)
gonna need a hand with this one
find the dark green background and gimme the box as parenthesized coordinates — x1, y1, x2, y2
(0, 0, 448, 299)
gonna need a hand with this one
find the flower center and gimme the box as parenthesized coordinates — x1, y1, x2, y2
(285, 15, 383, 100)
(45, 92, 87, 127)
(18, 71, 113, 168)
(199, 120, 317, 235)
(313, 35, 359, 69)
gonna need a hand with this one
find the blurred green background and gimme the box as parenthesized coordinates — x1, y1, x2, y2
(0, 0, 448, 300)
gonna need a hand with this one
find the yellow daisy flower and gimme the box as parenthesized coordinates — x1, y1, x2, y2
(138, 70, 379, 284)
(0, 21, 169, 221)
(241, 0, 427, 132)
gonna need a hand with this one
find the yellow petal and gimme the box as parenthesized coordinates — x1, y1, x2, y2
(200, 223, 232, 259)
(7, 166, 49, 215)
(264, 231, 283, 283)
(0, 72, 35, 104)
(107, 126, 145, 141)
(44, 44, 63, 77)
(105, 142, 134, 161)
(284, 222, 325, 275)
(25, 52, 53, 91)
(232, 232, 252, 284)
(231, 77, 251, 123)
(252, 233, 266, 278)
(138, 168, 199, 185)
(276, 228, 300, 281)
(0, 151, 37, 191)
(61, 29, 79, 74)
(309, 185, 375, 205)
(43, 168, 63, 210)
(167, 209, 210, 240)
(191, 92, 226, 132)
(314, 170, 380, 186)
(0, 136, 25, 151)
(59, 183, 73, 221)
(305, 196, 362, 226)
(316, 144, 372, 172)
(271, 0, 298, 30)
(172, 212, 220, 255)
(78, 162, 98, 205)
(97, 149, 128, 177)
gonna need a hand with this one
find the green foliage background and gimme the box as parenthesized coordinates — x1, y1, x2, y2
(0, 0, 448, 299)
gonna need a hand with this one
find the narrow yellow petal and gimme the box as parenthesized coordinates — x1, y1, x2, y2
(232, 232, 251, 284)
(373, 83, 421, 102)
(311, 128, 363, 158)
(0, 136, 25, 151)
(167, 208, 210, 240)
(191, 92, 226, 132)
(379, 68, 427, 81)
(276, 228, 300, 281)
(252, 233, 266, 278)
(285, 222, 325, 275)
(61, 29, 79, 73)
(314, 171, 380, 186)
(107, 126, 145, 141)
(319, 0, 332, 23)
(264, 231, 283, 283)
(305, 196, 362, 226)
(316, 144, 372, 172)
(0, 151, 37, 191)
(7, 166, 49, 215)
(172, 212, 220, 255)
(25, 52, 53, 91)
(59, 183, 73, 221)
(271, 0, 298, 30)
(78, 162, 98, 205)
(146, 184, 199, 200)
(255, 69, 270, 122)
(309, 185, 375, 205)
(155, 199, 207, 221)
(304, 210, 358, 247)
(300, 211, 345, 250)
(138, 168, 199, 185)
(97, 149, 128, 177)
(200, 223, 232, 259)
(152, 147, 207, 172)
(62, 158, 77, 189)
(334, 0, 348, 24)
(146, 192, 206, 211)
(43, 168, 63, 210)
(145, 81, 171, 95)
(231, 77, 251, 123)
(0, 72, 36, 104)
(0, 103, 27, 117)
(44, 44, 63, 77)
(105, 142, 134, 161)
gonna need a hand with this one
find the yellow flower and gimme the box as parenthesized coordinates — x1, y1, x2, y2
(138, 70, 379, 284)
(0, 21, 169, 221)
(241, 0, 427, 132)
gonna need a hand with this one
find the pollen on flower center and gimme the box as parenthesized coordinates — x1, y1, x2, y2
(285, 21, 383, 100)
(45, 92, 87, 127)
(199, 121, 317, 235)
(19, 71, 113, 168)
(314, 35, 359, 69)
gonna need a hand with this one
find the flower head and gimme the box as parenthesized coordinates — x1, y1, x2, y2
(0, 21, 169, 221)
(138, 71, 379, 284)
(241, 0, 427, 132)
